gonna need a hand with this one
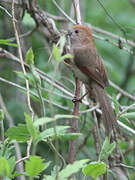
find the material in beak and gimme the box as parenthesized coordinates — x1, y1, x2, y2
(67, 30, 72, 36)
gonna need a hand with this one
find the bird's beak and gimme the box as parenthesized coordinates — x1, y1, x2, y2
(67, 30, 72, 36)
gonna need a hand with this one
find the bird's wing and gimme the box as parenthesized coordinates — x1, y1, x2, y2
(74, 47, 109, 88)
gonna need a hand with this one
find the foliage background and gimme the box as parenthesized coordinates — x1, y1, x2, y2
(0, 0, 135, 179)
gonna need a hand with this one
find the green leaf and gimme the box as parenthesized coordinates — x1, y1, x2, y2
(112, 94, 119, 115)
(11, 172, 26, 178)
(31, 65, 41, 85)
(25, 113, 38, 141)
(55, 114, 78, 120)
(0, 157, 10, 177)
(25, 47, 34, 65)
(38, 126, 70, 142)
(22, 11, 35, 27)
(0, 109, 4, 121)
(59, 133, 82, 141)
(60, 54, 73, 61)
(59, 35, 66, 54)
(83, 161, 107, 179)
(120, 112, 135, 119)
(99, 137, 116, 161)
(15, 71, 35, 86)
(58, 159, 89, 180)
(0, 39, 18, 47)
(52, 44, 61, 61)
(34, 115, 77, 127)
(25, 156, 45, 178)
(8, 156, 15, 174)
(43, 175, 55, 180)
(15, 71, 26, 79)
(5, 124, 30, 142)
(34, 117, 54, 127)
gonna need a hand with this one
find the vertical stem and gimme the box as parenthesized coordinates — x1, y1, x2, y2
(0, 119, 4, 143)
(68, 0, 81, 178)
(49, 62, 59, 179)
(73, 0, 82, 24)
(68, 78, 80, 163)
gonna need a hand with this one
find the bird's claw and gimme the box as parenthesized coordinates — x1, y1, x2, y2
(72, 96, 82, 103)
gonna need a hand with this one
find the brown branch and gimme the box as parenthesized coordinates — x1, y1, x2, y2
(0, 5, 17, 21)
(90, 25, 135, 48)
(68, 2, 81, 179)
(12, 0, 34, 120)
(68, 78, 81, 164)
(11, 0, 34, 164)
(73, 0, 82, 24)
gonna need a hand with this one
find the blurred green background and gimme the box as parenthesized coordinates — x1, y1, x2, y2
(0, 0, 135, 176)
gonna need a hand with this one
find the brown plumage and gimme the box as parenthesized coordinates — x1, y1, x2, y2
(67, 25, 119, 135)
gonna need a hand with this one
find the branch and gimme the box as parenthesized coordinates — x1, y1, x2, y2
(12, 0, 34, 120)
(68, 0, 81, 171)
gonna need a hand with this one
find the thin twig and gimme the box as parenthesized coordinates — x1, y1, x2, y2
(52, 0, 75, 24)
(0, 76, 72, 112)
(51, 0, 135, 48)
(12, 0, 34, 120)
(68, 0, 82, 167)
(90, 25, 135, 48)
(110, 81, 135, 101)
(0, 5, 17, 22)
(113, 163, 135, 170)
(12, 0, 34, 166)
(118, 120, 135, 135)
(73, 0, 81, 24)
(118, 102, 135, 117)
(6, 27, 37, 41)
(93, 34, 133, 55)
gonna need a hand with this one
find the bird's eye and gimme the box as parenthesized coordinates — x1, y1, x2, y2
(75, 30, 79, 34)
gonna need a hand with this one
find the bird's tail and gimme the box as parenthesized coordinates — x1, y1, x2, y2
(87, 82, 119, 136)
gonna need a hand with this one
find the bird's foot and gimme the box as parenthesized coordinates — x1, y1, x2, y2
(72, 96, 82, 103)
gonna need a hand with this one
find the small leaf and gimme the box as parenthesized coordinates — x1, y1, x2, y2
(34, 117, 54, 127)
(0, 39, 18, 47)
(8, 156, 16, 174)
(25, 156, 45, 178)
(25, 47, 34, 65)
(25, 113, 38, 141)
(120, 112, 135, 119)
(5, 124, 30, 142)
(99, 137, 116, 161)
(60, 54, 73, 61)
(23, 12, 35, 26)
(0, 109, 4, 121)
(15, 71, 35, 85)
(31, 65, 41, 85)
(59, 159, 89, 180)
(83, 161, 107, 179)
(52, 44, 61, 61)
(38, 126, 70, 142)
(112, 94, 119, 115)
(59, 35, 66, 53)
(43, 175, 55, 180)
(15, 71, 26, 79)
(11, 172, 26, 178)
(55, 114, 78, 120)
(0, 157, 10, 177)
(59, 133, 82, 141)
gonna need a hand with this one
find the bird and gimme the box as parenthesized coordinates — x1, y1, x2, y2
(66, 25, 119, 136)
